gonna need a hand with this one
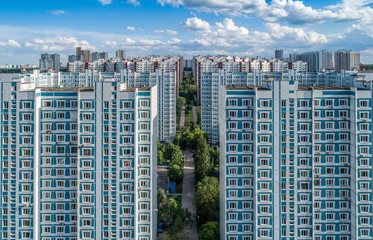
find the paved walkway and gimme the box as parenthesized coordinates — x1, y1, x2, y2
(179, 106, 186, 128)
(182, 107, 198, 239)
(182, 148, 198, 239)
(193, 106, 198, 125)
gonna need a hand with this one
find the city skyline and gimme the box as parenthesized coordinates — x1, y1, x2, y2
(1, 0, 373, 64)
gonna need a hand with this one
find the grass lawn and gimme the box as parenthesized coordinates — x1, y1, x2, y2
(176, 114, 180, 127)
(175, 195, 182, 205)
(196, 108, 201, 126)
(176, 182, 183, 194)
(185, 109, 194, 125)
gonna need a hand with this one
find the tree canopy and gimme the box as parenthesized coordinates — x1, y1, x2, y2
(199, 221, 220, 240)
(195, 177, 220, 224)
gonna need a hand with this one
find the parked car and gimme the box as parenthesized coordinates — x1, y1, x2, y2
(157, 222, 163, 233)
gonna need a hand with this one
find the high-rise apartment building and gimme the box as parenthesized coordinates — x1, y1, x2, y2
(290, 51, 333, 72)
(335, 50, 361, 72)
(275, 49, 283, 59)
(116, 50, 126, 59)
(201, 69, 366, 145)
(91, 51, 108, 61)
(20, 68, 177, 143)
(219, 79, 373, 240)
(0, 75, 158, 240)
(39, 53, 60, 72)
(72, 47, 91, 62)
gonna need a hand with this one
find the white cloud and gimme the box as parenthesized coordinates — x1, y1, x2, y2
(98, 0, 112, 5)
(103, 40, 118, 46)
(127, 0, 140, 6)
(47, 10, 66, 15)
(0, 40, 21, 47)
(24, 37, 96, 52)
(155, 29, 178, 35)
(167, 38, 182, 44)
(183, 17, 211, 33)
(266, 23, 328, 45)
(127, 26, 136, 31)
(158, 0, 373, 26)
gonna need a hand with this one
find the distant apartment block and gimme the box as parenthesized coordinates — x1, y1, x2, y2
(275, 49, 283, 59)
(0, 75, 158, 240)
(91, 51, 108, 61)
(335, 50, 361, 72)
(39, 53, 60, 72)
(290, 50, 333, 72)
(116, 50, 126, 59)
(219, 79, 373, 240)
(193, 56, 308, 103)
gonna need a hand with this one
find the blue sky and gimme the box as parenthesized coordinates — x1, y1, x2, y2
(1, 0, 373, 64)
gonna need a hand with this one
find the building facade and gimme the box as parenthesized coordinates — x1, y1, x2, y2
(202, 70, 365, 145)
(19, 69, 176, 143)
(0, 76, 158, 240)
(193, 56, 308, 103)
(219, 80, 373, 240)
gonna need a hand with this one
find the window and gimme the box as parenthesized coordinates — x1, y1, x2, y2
(360, 100, 369, 107)
(83, 102, 92, 109)
(261, 100, 269, 107)
(43, 101, 52, 107)
(326, 99, 334, 106)
(228, 99, 237, 106)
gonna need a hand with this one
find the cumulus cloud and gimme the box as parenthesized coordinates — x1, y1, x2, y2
(24, 37, 96, 52)
(158, 0, 373, 26)
(127, 26, 136, 31)
(0, 40, 21, 47)
(183, 17, 211, 33)
(181, 17, 335, 56)
(47, 10, 66, 15)
(266, 23, 328, 45)
(98, 0, 112, 5)
(155, 29, 178, 35)
(127, 0, 140, 6)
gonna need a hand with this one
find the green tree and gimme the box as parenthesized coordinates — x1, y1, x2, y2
(176, 96, 187, 112)
(194, 136, 213, 182)
(186, 127, 208, 149)
(209, 146, 220, 167)
(168, 163, 184, 183)
(157, 142, 165, 165)
(157, 190, 193, 230)
(195, 177, 219, 225)
(199, 222, 220, 240)
(164, 143, 182, 161)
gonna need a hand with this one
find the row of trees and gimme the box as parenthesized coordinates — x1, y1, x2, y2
(179, 72, 197, 105)
(176, 96, 187, 119)
(173, 125, 208, 149)
(192, 129, 220, 239)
